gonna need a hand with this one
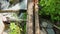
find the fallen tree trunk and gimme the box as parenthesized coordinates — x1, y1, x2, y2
(34, 0, 40, 34)
(26, 0, 34, 34)
(0, 10, 19, 13)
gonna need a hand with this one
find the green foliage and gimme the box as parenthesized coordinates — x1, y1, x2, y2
(20, 13, 27, 34)
(23, 22, 26, 34)
(19, 13, 27, 34)
(39, 0, 60, 22)
(19, 13, 27, 19)
(22, 13, 27, 34)
(9, 23, 22, 34)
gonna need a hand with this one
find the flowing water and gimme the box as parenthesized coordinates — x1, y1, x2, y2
(0, 0, 27, 10)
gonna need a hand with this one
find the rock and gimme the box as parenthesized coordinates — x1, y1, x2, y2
(40, 28, 47, 34)
(0, 14, 5, 34)
(3, 32, 8, 34)
(40, 18, 55, 34)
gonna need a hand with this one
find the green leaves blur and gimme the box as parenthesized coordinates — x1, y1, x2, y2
(9, 12, 27, 34)
(9, 23, 22, 34)
(39, 0, 60, 21)
(19, 13, 27, 19)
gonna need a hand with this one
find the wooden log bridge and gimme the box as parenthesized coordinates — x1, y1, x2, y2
(27, 0, 40, 34)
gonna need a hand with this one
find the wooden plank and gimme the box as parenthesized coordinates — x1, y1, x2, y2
(0, 10, 19, 13)
(34, 0, 40, 34)
(26, 0, 34, 34)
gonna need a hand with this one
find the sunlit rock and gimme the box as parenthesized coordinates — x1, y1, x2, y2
(0, 14, 5, 34)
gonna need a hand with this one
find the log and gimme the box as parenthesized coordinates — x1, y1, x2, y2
(34, 0, 40, 34)
(26, 0, 34, 34)
(0, 10, 19, 13)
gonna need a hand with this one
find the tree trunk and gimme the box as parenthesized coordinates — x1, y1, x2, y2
(34, 0, 40, 34)
(26, 0, 34, 34)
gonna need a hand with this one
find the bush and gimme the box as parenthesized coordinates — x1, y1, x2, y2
(39, 0, 60, 22)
